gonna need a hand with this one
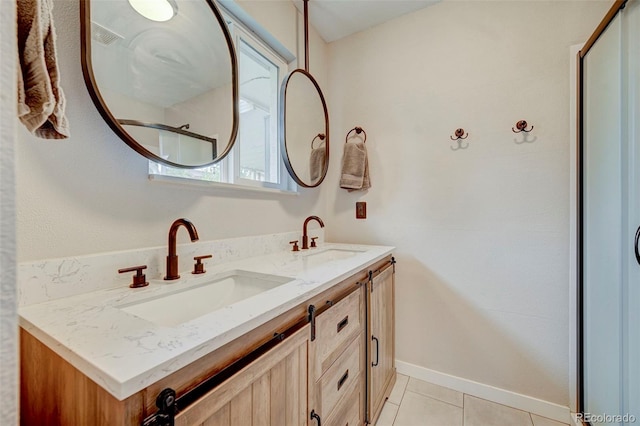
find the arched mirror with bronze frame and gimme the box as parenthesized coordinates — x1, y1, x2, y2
(80, 0, 239, 169)
(279, 0, 330, 188)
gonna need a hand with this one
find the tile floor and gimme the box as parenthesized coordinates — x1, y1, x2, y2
(376, 374, 570, 426)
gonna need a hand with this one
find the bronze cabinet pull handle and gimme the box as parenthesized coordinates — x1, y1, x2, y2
(337, 316, 349, 333)
(337, 369, 349, 391)
(635, 226, 640, 265)
(372, 335, 380, 367)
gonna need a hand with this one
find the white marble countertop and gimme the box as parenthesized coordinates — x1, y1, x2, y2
(19, 243, 393, 401)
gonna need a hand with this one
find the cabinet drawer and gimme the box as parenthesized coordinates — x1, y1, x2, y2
(314, 333, 362, 421)
(324, 381, 362, 426)
(312, 288, 362, 379)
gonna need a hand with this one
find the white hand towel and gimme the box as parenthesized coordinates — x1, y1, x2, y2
(340, 141, 371, 191)
(17, 0, 70, 139)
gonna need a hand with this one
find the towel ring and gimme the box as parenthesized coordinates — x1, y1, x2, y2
(345, 126, 367, 144)
(311, 133, 326, 149)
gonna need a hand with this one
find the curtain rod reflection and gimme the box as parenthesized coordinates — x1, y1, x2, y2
(117, 119, 217, 144)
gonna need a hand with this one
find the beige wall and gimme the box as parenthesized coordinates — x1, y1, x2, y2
(16, 0, 329, 262)
(326, 0, 608, 406)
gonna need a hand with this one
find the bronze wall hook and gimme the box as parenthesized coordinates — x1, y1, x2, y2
(345, 126, 367, 144)
(512, 120, 534, 133)
(450, 128, 468, 140)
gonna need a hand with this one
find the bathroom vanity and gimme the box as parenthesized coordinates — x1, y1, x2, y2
(19, 238, 395, 425)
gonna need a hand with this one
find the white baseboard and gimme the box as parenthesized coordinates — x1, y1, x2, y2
(396, 360, 571, 424)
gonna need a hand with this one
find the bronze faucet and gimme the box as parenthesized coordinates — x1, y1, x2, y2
(165, 218, 199, 280)
(302, 215, 325, 249)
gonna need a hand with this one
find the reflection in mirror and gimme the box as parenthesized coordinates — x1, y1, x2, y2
(280, 69, 329, 188)
(82, 0, 238, 168)
(236, 35, 281, 184)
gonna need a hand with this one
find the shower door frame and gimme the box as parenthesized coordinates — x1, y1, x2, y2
(577, 0, 629, 420)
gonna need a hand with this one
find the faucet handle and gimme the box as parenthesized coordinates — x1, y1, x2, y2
(289, 240, 300, 252)
(310, 237, 319, 248)
(193, 254, 213, 274)
(118, 265, 149, 288)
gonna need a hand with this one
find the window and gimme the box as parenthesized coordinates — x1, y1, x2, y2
(149, 15, 296, 193)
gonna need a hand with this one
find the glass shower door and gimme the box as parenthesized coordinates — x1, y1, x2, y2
(624, 0, 640, 421)
(582, 2, 640, 423)
(583, 12, 623, 422)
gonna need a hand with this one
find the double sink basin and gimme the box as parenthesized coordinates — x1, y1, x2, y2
(118, 248, 364, 327)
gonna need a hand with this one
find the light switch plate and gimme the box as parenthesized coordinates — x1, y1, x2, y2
(356, 202, 367, 219)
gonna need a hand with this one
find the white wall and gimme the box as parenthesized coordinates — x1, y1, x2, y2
(16, 0, 329, 262)
(326, 0, 609, 408)
(1, 0, 17, 423)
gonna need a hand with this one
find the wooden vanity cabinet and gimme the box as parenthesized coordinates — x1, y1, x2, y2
(20, 255, 395, 426)
(307, 256, 396, 426)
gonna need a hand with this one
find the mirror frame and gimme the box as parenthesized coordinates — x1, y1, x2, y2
(279, 68, 330, 188)
(80, 0, 239, 169)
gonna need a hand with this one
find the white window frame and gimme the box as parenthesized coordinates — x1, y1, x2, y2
(231, 25, 291, 191)
(148, 13, 297, 194)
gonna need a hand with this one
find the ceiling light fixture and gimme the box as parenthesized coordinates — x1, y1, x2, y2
(128, 0, 177, 22)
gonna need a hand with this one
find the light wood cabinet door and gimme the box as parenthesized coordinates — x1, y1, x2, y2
(368, 264, 396, 424)
(175, 324, 309, 426)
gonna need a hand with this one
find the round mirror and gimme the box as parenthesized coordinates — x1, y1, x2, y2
(81, 0, 238, 168)
(280, 69, 329, 188)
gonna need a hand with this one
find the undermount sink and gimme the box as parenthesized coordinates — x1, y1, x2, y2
(118, 270, 293, 327)
(301, 248, 365, 266)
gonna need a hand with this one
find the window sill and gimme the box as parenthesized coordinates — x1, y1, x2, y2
(148, 173, 299, 196)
